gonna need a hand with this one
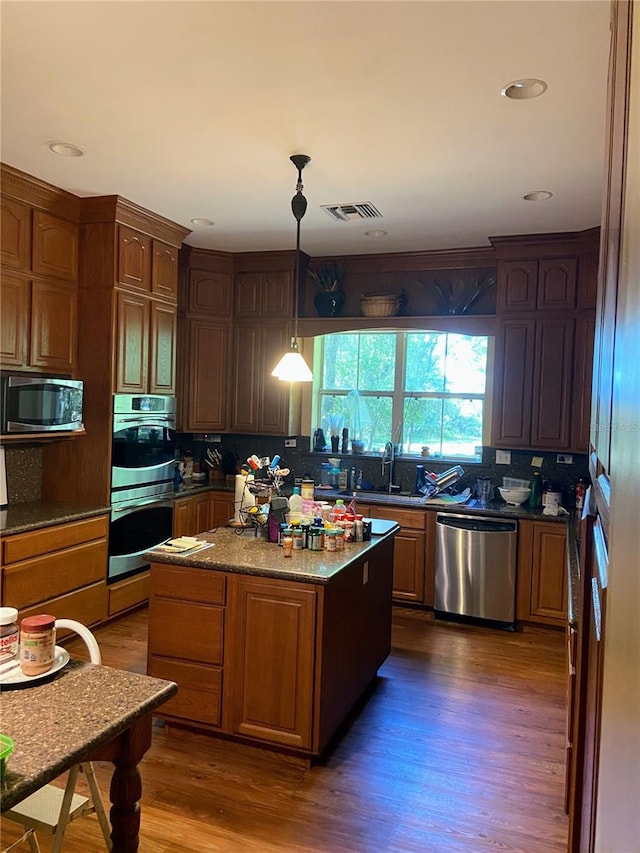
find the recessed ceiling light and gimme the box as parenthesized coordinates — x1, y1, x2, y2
(364, 229, 388, 238)
(523, 191, 553, 201)
(501, 79, 548, 100)
(48, 142, 84, 157)
(190, 218, 215, 226)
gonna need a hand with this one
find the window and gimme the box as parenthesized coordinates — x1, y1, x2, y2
(312, 331, 489, 459)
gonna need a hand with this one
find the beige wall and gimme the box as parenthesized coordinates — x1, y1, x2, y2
(596, 3, 640, 849)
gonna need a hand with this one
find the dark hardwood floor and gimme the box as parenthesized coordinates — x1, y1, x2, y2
(1, 608, 568, 852)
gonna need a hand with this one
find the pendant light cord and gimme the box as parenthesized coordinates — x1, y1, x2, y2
(293, 214, 301, 344)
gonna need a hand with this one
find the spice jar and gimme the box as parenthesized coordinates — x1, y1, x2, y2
(325, 529, 337, 551)
(0, 607, 19, 663)
(292, 529, 304, 550)
(283, 536, 293, 557)
(334, 528, 345, 551)
(20, 614, 56, 676)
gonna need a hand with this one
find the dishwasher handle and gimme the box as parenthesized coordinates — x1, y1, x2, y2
(436, 514, 517, 534)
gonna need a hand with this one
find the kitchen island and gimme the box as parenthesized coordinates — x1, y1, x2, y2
(145, 522, 398, 760)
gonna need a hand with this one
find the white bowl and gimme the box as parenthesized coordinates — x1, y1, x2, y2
(499, 487, 531, 505)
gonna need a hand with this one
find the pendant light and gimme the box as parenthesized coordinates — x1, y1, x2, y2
(271, 154, 313, 382)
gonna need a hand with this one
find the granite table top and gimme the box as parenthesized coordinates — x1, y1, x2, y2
(0, 659, 177, 811)
(0, 502, 111, 537)
(144, 520, 400, 584)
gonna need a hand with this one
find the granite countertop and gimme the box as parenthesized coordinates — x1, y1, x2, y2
(174, 479, 233, 498)
(0, 502, 111, 537)
(0, 659, 177, 810)
(144, 521, 400, 584)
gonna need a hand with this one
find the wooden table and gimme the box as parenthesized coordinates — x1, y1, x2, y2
(1, 659, 177, 852)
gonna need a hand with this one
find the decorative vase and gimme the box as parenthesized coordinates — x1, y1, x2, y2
(314, 291, 345, 318)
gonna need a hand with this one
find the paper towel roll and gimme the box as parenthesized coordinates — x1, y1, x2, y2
(234, 473, 255, 523)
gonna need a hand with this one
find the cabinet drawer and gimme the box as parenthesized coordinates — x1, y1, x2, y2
(20, 581, 107, 635)
(108, 571, 150, 616)
(2, 515, 109, 564)
(149, 599, 224, 665)
(151, 564, 225, 604)
(148, 656, 222, 727)
(3, 540, 108, 609)
(367, 505, 426, 530)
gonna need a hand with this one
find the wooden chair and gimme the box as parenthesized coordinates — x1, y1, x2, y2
(2, 620, 112, 852)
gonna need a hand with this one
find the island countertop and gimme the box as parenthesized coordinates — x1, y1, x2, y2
(144, 520, 400, 584)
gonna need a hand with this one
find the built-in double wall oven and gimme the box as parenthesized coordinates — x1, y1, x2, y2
(108, 394, 176, 583)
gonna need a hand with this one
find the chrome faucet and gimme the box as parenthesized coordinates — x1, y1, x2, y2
(381, 441, 395, 492)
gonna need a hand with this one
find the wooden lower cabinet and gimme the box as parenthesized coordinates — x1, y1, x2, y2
(0, 514, 109, 629)
(173, 489, 234, 537)
(147, 534, 395, 758)
(108, 570, 150, 617)
(516, 519, 568, 626)
(226, 577, 316, 749)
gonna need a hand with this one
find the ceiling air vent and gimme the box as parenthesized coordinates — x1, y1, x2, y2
(321, 202, 382, 222)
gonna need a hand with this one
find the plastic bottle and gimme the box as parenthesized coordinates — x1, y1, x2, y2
(529, 472, 542, 509)
(331, 499, 346, 522)
(288, 487, 303, 517)
(575, 479, 586, 511)
(338, 468, 348, 490)
(0, 607, 19, 663)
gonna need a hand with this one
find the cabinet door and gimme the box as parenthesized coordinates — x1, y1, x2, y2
(230, 322, 260, 432)
(578, 251, 599, 312)
(258, 321, 291, 434)
(537, 258, 578, 310)
(262, 271, 292, 317)
(1, 197, 31, 271)
(531, 318, 575, 449)
(115, 290, 149, 393)
(193, 493, 211, 534)
(391, 529, 426, 603)
(151, 240, 178, 300)
(492, 319, 536, 447)
(497, 260, 538, 313)
(530, 522, 568, 625)
(117, 225, 151, 292)
(173, 498, 193, 537)
(30, 280, 76, 372)
(32, 211, 78, 282)
(571, 315, 596, 452)
(149, 301, 177, 394)
(0, 274, 29, 367)
(227, 576, 316, 749)
(234, 272, 261, 317)
(188, 269, 232, 316)
(185, 318, 229, 432)
(210, 493, 234, 528)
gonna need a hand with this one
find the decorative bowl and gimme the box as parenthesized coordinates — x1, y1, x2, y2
(499, 487, 531, 505)
(360, 293, 402, 317)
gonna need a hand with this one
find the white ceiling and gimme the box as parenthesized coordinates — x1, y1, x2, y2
(1, 0, 611, 257)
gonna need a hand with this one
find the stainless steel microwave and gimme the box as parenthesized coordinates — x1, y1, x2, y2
(1, 375, 84, 433)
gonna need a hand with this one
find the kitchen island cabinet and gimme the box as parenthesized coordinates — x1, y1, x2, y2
(146, 523, 398, 759)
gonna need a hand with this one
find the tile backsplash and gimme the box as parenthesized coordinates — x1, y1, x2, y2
(4, 446, 43, 504)
(177, 434, 590, 510)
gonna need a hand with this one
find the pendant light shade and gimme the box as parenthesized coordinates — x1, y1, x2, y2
(271, 154, 313, 382)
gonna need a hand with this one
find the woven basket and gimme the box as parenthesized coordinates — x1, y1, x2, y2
(360, 293, 402, 317)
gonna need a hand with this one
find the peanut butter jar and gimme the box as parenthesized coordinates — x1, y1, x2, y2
(19, 614, 56, 676)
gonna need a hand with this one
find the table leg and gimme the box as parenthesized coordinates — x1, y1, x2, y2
(91, 715, 153, 853)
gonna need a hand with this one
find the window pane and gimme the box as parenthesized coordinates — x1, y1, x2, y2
(319, 394, 348, 437)
(441, 398, 484, 457)
(322, 334, 359, 390)
(360, 396, 393, 451)
(444, 334, 488, 394)
(357, 334, 395, 391)
(402, 397, 444, 455)
(405, 333, 446, 392)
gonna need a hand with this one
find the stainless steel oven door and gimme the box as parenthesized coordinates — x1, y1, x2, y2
(108, 484, 174, 582)
(111, 412, 176, 490)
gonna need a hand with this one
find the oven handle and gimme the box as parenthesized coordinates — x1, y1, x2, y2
(112, 496, 174, 513)
(113, 416, 175, 427)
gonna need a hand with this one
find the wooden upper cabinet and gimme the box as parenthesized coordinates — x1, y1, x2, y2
(32, 211, 78, 282)
(30, 280, 76, 372)
(188, 269, 232, 316)
(234, 271, 293, 318)
(257, 321, 291, 434)
(1, 198, 31, 271)
(151, 240, 178, 300)
(531, 318, 575, 448)
(0, 274, 29, 367)
(115, 290, 149, 393)
(497, 260, 538, 313)
(492, 319, 536, 447)
(185, 318, 229, 432)
(118, 225, 151, 292)
(230, 322, 260, 432)
(149, 301, 177, 394)
(578, 250, 599, 312)
(537, 258, 577, 310)
(571, 315, 596, 452)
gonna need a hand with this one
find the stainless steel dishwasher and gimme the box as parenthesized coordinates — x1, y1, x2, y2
(434, 513, 518, 628)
